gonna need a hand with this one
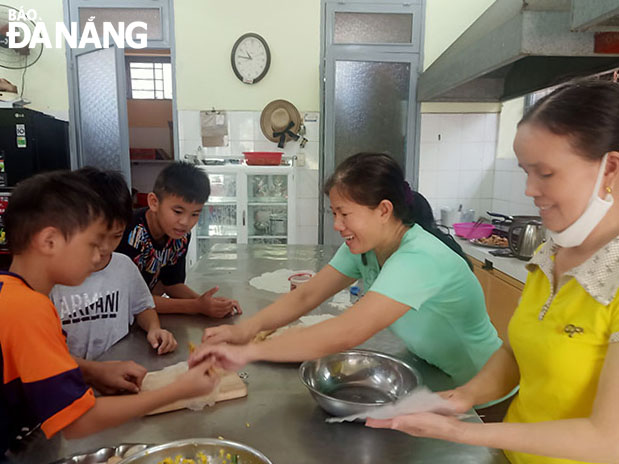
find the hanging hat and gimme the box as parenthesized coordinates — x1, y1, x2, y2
(260, 99, 301, 148)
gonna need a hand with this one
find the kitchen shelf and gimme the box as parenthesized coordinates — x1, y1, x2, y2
(248, 201, 287, 206)
(206, 197, 237, 204)
(187, 165, 296, 269)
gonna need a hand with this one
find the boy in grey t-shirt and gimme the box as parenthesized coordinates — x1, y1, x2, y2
(50, 168, 177, 394)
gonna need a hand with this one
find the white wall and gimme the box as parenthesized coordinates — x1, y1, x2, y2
(2, 1, 69, 119)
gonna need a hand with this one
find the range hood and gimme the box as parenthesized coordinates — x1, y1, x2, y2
(418, 0, 619, 102)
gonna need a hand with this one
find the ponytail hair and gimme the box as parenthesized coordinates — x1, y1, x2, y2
(324, 153, 472, 269)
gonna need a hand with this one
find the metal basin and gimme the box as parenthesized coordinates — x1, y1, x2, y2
(299, 349, 420, 417)
(117, 438, 272, 464)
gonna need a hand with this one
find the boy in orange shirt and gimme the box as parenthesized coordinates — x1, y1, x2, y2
(0, 171, 219, 457)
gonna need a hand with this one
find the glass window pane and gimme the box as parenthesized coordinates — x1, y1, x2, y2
(129, 62, 152, 69)
(132, 90, 154, 99)
(132, 79, 155, 90)
(334, 13, 413, 44)
(79, 7, 162, 41)
(130, 68, 155, 79)
(334, 60, 410, 170)
(163, 64, 173, 99)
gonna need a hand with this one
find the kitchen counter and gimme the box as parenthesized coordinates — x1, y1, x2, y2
(458, 238, 529, 283)
(11, 244, 508, 464)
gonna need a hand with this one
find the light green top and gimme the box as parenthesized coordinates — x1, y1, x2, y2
(329, 224, 502, 386)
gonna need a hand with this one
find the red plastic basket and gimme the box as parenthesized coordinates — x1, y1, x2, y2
(243, 151, 283, 166)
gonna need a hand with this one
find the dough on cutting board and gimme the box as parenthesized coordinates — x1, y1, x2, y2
(141, 361, 221, 412)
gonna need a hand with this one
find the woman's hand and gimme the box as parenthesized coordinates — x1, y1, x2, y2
(366, 412, 464, 442)
(438, 388, 475, 414)
(202, 323, 255, 345)
(188, 343, 253, 371)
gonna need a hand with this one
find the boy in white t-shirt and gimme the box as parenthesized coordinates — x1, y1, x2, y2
(50, 167, 177, 394)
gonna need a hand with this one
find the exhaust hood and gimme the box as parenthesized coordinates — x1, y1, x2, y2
(417, 0, 619, 102)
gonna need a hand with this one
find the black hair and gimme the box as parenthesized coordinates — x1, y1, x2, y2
(76, 166, 132, 228)
(520, 78, 619, 160)
(324, 152, 472, 269)
(153, 162, 210, 204)
(6, 170, 105, 255)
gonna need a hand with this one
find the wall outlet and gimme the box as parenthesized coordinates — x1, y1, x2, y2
(296, 152, 306, 167)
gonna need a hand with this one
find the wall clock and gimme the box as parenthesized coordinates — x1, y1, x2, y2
(231, 32, 271, 84)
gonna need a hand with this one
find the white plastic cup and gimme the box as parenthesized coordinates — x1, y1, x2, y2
(288, 272, 314, 291)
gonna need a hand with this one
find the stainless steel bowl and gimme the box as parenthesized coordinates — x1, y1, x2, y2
(299, 349, 420, 417)
(117, 438, 272, 464)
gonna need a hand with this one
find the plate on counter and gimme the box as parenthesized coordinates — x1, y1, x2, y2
(469, 235, 509, 248)
(50, 443, 150, 464)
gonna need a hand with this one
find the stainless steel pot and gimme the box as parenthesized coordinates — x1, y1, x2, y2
(508, 218, 546, 260)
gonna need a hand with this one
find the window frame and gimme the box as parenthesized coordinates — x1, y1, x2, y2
(125, 55, 173, 100)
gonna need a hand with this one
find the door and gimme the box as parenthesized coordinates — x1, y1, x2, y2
(73, 46, 131, 184)
(320, 2, 424, 245)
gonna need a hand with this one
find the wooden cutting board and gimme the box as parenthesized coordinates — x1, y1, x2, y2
(142, 362, 247, 415)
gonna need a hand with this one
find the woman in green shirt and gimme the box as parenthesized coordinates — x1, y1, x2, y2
(192, 153, 502, 389)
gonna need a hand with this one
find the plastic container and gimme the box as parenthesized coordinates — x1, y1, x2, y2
(288, 272, 314, 291)
(243, 151, 283, 166)
(452, 222, 494, 239)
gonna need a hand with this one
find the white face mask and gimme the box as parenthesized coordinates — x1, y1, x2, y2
(549, 153, 614, 248)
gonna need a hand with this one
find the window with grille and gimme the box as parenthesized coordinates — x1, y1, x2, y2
(126, 57, 172, 99)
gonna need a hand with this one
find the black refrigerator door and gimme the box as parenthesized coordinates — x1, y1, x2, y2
(0, 109, 69, 186)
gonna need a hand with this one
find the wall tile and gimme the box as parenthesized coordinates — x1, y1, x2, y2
(438, 114, 462, 143)
(297, 198, 319, 226)
(510, 170, 527, 201)
(418, 170, 437, 199)
(227, 111, 255, 141)
(460, 114, 486, 143)
(437, 171, 459, 199)
(420, 113, 441, 143)
(493, 170, 512, 201)
(460, 142, 486, 171)
(302, 113, 320, 141)
(419, 142, 439, 171)
(484, 113, 499, 143)
(297, 169, 319, 199)
(437, 142, 461, 171)
(296, 225, 319, 245)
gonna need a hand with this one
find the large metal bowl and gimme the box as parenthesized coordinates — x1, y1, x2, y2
(299, 349, 420, 417)
(117, 438, 272, 464)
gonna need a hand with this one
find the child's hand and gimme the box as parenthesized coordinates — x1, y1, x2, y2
(196, 286, 242, 319)
(174, 356, 221, 399)
(91, 360, 147, 395)
(147, 328, 178, 355)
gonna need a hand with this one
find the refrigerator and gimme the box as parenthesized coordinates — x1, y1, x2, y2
(0, 108, 70, 187)
(0, 108, 70, 262)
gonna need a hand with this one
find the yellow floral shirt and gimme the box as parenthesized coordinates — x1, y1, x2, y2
(504, 237, 619, 464)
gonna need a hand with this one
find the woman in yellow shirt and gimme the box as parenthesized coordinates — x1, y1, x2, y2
(367, 79, 619, 464)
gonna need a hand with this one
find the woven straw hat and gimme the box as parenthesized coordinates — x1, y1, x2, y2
(260, 99, 302, 144)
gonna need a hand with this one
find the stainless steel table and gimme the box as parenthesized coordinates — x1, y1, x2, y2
(12, 244, 508, 464)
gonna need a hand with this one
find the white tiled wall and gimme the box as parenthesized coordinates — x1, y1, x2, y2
(418, 112, 537, 221)
(492, 158, 537, 215)
(177, 110, 320, 244)
(418, 113, 497, 221)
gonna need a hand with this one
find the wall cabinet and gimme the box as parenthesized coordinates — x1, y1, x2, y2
(469, 256, 524, 342)
(187, 165, 296, 268)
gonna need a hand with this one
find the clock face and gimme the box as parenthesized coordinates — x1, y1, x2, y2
(231, 33, 271, 84)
